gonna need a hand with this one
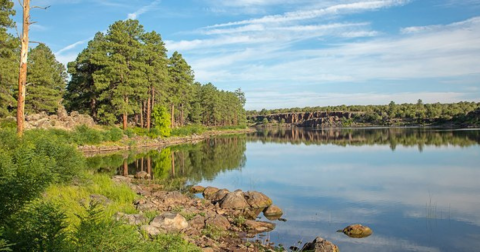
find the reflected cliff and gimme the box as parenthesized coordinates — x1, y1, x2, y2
(249, 127, 480, 150)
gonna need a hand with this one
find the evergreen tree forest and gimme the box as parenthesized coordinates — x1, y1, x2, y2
(1, 5, 246, 130)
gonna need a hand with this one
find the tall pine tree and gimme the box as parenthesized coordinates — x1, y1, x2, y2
(25, 44, 67, 114)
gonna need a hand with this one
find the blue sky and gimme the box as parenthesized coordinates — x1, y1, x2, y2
(11, 0, 480, 110)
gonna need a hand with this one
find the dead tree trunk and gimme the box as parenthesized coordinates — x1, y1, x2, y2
(16, 0, 30, 137)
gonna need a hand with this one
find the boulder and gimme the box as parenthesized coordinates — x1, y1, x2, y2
(190, 185, 205, 193)
(264, 205, 283, 217)
(189, 215, 206, 230)
(203, 186, 220, 200)
(220, 190, 249, 210)
(89, 194, 111, 206)
(301, 237, 339, 252)
(340, 224, 373, 238)
(205, 214, 230, 231)
(134, 171, 150, 179)
(156, 191, 189, 206)
(150, 212, 189, 233)
(244, 191, 272, 208)
(141, 225, 163, 236)
(115, 212, 149, 225)
(244, 220, 275, 233)
(210, 189, 230, 203)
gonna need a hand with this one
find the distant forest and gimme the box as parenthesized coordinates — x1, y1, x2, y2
(247, 100, 480, 126)
(1, 15, 246, 129)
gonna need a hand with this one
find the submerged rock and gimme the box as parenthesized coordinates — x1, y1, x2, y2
(264, 205, 283, 217)
(301, 237, 339, 252)
(190, 185, 205, 193)
(203, 186, 220, 200)
(211, 189, 230, 203)
(244, 191, 272, 208)
(339, 224, 373, 238)
(244, 220, 275, 233)
(220, 190, 249, 210)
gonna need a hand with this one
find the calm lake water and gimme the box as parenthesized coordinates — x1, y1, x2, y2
(93, 128, 480, 252)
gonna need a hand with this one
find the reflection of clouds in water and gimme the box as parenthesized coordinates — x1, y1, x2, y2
(273, 224, 441, 252)
(240, 143, 480, 227)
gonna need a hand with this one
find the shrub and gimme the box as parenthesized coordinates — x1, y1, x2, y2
(152, 106, 171, 137)
(4, 201, 69, 252)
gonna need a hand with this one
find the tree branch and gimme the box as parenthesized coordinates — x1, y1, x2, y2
(32, 5, 50, 10)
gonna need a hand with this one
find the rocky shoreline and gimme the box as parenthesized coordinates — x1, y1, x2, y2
(78, 128, 256, 155)
(110, 175, 345, 252)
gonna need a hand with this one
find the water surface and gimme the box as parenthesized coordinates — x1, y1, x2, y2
(94, 128, 480, 251)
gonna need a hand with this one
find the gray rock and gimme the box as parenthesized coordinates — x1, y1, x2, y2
(264, 205, 283, 217)
(220, 190, 249, 210)
(300, 237, 339, 252)
(189, 215, 206, 230)
(89, 194, 111, 206)
(150, 212, 189, 233)
(141, 225, 164, 236)
(134, 171, 150, 179)
(115, 212, 149, 225)
(211, 189, 230, 203)
(190, 185, 205, 193)
(244, 220, 275, 233)
(205, 214, 230, 231)
(203, 186, 220, 200)
(244, 191, 272, 208)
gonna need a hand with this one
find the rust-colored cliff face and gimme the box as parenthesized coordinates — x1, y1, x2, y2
(248, 111, 362, 127)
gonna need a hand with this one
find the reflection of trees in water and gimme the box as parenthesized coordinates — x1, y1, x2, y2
(249, 128, 480, 151)
(89, 136, 247, 183)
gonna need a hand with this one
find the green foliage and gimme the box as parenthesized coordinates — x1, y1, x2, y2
(171, 124, 206, 136)
(0, 128, 85, 219)
(152, 106, 171, 137)
(4, 201, 69, 252)
(72, 203, 199, 252)
(64, 19, 246, 129)
(71, 125, 124, 145)
(26, 44, 67, 114)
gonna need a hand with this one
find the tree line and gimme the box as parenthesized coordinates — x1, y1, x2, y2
(248, 100, 480, 122)
(0, 2, 246, 131)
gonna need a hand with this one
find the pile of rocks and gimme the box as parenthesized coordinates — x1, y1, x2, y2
(112, 176, 284, 251)
(24, 106, 95, 130)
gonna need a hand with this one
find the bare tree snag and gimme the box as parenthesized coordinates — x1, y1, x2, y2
(16, 0, 30, 137)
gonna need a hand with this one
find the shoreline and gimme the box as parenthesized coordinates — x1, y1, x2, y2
(78, 127, 256, 155)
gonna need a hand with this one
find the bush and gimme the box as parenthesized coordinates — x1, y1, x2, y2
(152, 106, 171, 137)
(171, 125, 206, 136)
(105, 127, 124, 142)
(0, 129, 85, 219)
(73, 125, 103, 144)
(4, 201, 69, 252)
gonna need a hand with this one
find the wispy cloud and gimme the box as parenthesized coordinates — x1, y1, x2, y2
(127, 0, 162, 20)
(207, 0, 410, 28)
(55, 39, 89, 55)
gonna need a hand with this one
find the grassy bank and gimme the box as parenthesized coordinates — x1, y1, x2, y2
(0, 127, 201, 251)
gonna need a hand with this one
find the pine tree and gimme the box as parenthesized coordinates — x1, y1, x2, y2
(167, 51, 194, 127)
(140, 31, 168, 130)
(25, 44, 67, 114)
(0, 0, 17, 116)
(98, 19, 146, 129)
(65, 32, 106, 120)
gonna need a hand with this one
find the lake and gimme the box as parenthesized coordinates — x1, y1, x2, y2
(93, 127, 480, 252)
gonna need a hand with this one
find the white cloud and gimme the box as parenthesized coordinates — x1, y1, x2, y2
(244, 91, 469, 109)
(127, 0, 162, 20)
(207, 0, 410, 28)
(55, 39, 89, 55)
